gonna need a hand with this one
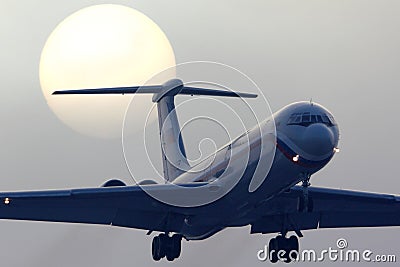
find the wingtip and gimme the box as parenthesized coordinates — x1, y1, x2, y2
(52, 90, 74, 95)
(240, 93, 258, 98)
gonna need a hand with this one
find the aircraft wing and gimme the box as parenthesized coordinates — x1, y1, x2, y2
(0, 184, 207, 233)
(247, 186, 400, 234)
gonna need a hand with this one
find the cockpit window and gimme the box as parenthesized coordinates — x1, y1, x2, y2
(327, 114, 337, 125)
(310, 115, 317, 123)
(287, 112, 336, 127)
(321, 114, 330, 124)
(287, 113, 300, 124)
(302, 113, 311, 123)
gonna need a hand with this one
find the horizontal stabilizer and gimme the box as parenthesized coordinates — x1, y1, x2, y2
(52, 79, 257, 100)
(52, 85, 161, 95)
(179, 86, 257, 98)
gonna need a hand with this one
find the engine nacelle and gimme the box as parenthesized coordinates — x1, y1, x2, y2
(138, 179, 158, 185)
(101, 179, 126, 187)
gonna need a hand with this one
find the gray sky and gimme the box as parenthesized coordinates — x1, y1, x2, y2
(1, 0, 399, 266)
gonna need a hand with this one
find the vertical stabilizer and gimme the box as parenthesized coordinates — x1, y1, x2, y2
(153, 79, 190, 182)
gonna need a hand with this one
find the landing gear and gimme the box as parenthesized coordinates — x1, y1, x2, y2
(298, 173, 313, 212)
(268, 235, 299, 263)
(151, 233, 182, 261)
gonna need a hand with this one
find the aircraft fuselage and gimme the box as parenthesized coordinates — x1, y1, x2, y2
(173, 101, 340, 240)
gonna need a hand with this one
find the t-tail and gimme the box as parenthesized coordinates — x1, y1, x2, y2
(53, 79, 257, 182)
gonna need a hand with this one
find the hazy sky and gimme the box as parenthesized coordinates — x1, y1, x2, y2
(1, 0, 399, 266)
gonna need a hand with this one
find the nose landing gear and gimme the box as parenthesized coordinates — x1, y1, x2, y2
(298, 173, 313, 212)
(268, 173, 313, 263)
(151, 233, 182, 261)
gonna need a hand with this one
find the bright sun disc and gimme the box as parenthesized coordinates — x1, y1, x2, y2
(40, 4, 176, 138)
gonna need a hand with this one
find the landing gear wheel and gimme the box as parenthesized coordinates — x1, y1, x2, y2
(171, 234, 182, 259)
(276, 235, 291, 263)
(268, 237, 278, 263)
(166, 251, 175, 261)
(286, 235, 299, 262)
(158, 233, 167, 258)
(268, 235, 299, 263)
(288, 235, 299, 252)
(151, 236, 162, 261)
(152, 233, 183, 261)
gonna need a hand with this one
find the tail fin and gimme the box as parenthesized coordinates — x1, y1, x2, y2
(53, 78, 257, 182)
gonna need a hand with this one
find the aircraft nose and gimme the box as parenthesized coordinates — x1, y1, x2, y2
(302, 124, 335, 156)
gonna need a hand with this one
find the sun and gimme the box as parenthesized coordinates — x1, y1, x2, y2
(39, 4, 176, 138)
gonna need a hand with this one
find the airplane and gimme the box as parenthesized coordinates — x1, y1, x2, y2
(1, 78, 399, 263)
